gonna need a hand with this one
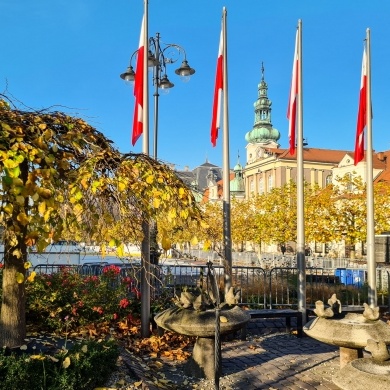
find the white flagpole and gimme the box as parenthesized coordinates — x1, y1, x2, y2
(296, 19, 306, 320)
(365, 28, 376, 307)
(140, 0, 151, 338)
(222, 7, 232, 294)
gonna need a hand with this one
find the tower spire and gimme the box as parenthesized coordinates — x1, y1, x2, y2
(245, 62, 280, 146)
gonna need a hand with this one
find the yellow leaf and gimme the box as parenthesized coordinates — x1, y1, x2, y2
(16, 272, 24, 284)
(190, 236, 198, 246)
(24, 261, 32, 269)
(116, 244, 124, 258)
(180, 209, 189, 219)
(220, 316, 228, 323)
(179, 187, 185, 196)
(12, 249, 22, 259)
(153, 197, 161, 209)
(161, 234, 171, 251)
(73, 203, 83, 216)
(118, 181, 126, 192)
(38, 201, 46, 216)
(203, 240, 211, 251)
(43, 209, 51, 222)
(27, 272, 36, 282)
(146, 175, 154, 184)
(17, 212, 29, 226)
(62, 356, 71, 369)
(30, 355, 45, 360)
(168, 209, 176, 221)
(81, 345, 88, 353)
(3, 203, 13, 215)
(16, 195, 25, 205)
(134, 382, 143, 388)
(200, 221, 209, 229)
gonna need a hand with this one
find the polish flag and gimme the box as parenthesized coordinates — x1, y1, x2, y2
(287, 30, 298, 156)
(132, 17, 145, 146)
(354, 48, 367, 165)
(211, 29, 223, 147)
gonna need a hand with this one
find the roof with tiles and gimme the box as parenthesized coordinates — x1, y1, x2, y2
(262, 147, 352, 164)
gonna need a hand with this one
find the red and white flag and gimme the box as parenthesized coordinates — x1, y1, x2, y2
(211, 29, 224, 147)
(132, 16, 145, 146)
(287, 30, 298, 156)
(354, 47, 367, 165)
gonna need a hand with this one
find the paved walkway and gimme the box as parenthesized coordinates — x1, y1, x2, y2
(120, 317, 366, 390)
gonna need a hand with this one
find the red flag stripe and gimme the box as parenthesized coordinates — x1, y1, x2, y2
(354, 47, 367, 165)
(211, 29, 223, 147)
(287, 30, 298, 156)
(132, 17, 145, 146)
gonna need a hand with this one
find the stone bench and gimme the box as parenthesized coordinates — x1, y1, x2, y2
(240, 309, 303, 339)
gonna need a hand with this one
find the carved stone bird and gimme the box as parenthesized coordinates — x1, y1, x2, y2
(366, 339, 390, 361)
(362, 303, 380, 321)
(225, 287, 241, 306)
(179, 291, 196, 308)
(314, 300, 334, 318)
(327, 294, 342, 314)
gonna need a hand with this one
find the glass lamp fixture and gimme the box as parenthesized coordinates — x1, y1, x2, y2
(175, 60, 195, 82)
(120, 66, 135, 85)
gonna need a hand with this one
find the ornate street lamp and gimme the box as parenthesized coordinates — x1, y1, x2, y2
(120, 32, 195, 159)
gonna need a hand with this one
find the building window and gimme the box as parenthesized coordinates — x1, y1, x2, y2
(259, 178, 264, 194)
(326, 174, 332, 186)
(346, 173, 353, 191)
(250, 180, 254, 193)
(268, 174, 273, 190)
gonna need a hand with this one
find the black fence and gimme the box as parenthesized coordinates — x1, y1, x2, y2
(32, 263, 390, 310)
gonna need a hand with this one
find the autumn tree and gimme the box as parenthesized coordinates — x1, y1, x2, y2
(0, 97, 201, 347)
(230, 197, 253, 252)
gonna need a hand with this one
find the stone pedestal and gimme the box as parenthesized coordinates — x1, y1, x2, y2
(184, 337, 218, 379)
(154, 306, 250, 380)
(339, 346, 363, 369)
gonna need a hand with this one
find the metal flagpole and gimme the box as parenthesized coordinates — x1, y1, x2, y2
(296, 19, 306, 321)
(365, 28, 376, 307)
(221, 7, 232, 295)
(140, 0, 151, 338)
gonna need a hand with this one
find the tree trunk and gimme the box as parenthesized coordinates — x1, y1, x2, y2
(0, 246, 27, 347)
(0, 159, 28, 347)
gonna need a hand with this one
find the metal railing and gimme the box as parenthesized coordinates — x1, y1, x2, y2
(32, 263, 390, 311)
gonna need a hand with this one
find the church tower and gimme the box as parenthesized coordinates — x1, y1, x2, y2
(245, 63, 280, 164)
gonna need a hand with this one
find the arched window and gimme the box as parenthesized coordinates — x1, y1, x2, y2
(326, 174, 332, 186)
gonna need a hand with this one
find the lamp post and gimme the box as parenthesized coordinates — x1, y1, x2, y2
(120, 34, 195, 266)
(120, 33, 195, 160)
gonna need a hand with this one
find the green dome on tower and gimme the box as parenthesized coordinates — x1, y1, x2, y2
(245, 63, 280, 147)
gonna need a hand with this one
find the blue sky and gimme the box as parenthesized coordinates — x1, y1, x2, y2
(1, 1, 390, 171)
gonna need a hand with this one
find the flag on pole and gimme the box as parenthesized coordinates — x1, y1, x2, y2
(354, 47, 367, 165)
(132, 16, 145, 146)
(211, 28, 224, 147)
(287, 30, 299, 156)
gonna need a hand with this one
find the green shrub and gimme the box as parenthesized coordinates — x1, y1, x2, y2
(0, 338, 119, 390)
